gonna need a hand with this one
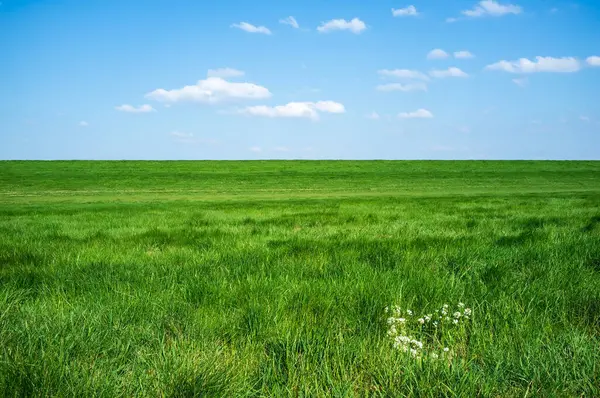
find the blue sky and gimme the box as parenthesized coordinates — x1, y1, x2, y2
(1, 0, 599, 160)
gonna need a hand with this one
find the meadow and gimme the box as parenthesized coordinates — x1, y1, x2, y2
(1, 160, 599, 397)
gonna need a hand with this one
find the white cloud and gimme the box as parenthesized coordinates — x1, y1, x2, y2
(317, 18, 367, 34)
(462, 0, 522, 17)
(429, 67, 469, 78)
(146, 77, 271, 104)
(249, 146, 262, 152)
(580, 116, 590, 122)
(454, 50, 475, 59)
(446, 17, 459, 23)
(512, 77, 528, 87)
(366, 112, 380, 120)
(240, 101, 345, 120)
(392, 5, 418, 17)
(485, 56, 581, 73)
(427, 49, 449, 60)
(398, 109, 434, 119)
(79, 121, 89, 127)
(377, 69, 430, 81)
(115, 104, 156, 113)
(279, 16, 299, 28)
(587, 56, 600, 66)
(207, 68, 245, 78)
(231, 22, 271, 35)
(376, 82, 428, 91)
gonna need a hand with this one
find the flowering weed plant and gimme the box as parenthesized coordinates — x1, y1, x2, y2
(385, 302, 472, 360)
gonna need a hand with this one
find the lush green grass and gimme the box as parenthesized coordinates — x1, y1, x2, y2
(1, 161, 599, 397)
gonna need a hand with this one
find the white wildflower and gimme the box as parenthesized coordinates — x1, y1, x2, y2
(384, 306, 389, 313)
(433, 321, 439, 327)
(453, 312, 461, 319)
(410, 349, 418, 357)
(458, 302, 465, 308)
(418, 318, 425, 324)
(387, 317, 395, 325)
(397, 317, 406, 323)
(431, 352, 439, 359)
(464, 308, 472, 316)
(443, 347, 449, 352)
(453, 319, 459, 325)
(406, 309, 413, 316)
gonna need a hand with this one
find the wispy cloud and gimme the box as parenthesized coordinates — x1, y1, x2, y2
(115, 104, 156, 113)
(429, 67, 469, 78)
(146, 77, 271, 104)
(376, 82, 428, 91)
(378, 69, 430, 81)
(79, 121, 89, 127)
(454, 50, 475, 59)
(207, 68, 245, 78)
(249, 146, 262, 152)
(392, 5, 418, 17)
(366, 112, 381, 120)
(231, 22, 271, 35)
(279, 16, 299, 28)
(512, 77, 529, 87)
(485, 56, 581, 73)
(398, 108, 434, 119)
(317, 18, 367, 34)
(240, 101, 345, 120)
(462, 0, 522, 17)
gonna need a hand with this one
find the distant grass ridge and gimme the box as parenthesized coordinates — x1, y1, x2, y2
(1, 161, 599, 396)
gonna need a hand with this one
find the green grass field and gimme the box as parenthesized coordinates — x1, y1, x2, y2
(1, 161, 600, 397)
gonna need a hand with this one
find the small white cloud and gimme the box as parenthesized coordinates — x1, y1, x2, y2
(392, 5, 418, 17)
(429, 67, 469, 78)
(249, 146, 262, 152)
(317, 18, 367, 34)
(377, 69, 430, 81)
(279, 16, 299, 28)
(461, 0, 522, 17)
(366, 112, 380, 120)
(485, 56, 581, 73)
(587, 56, 600, 67)
(580, 116, 590, 122)
(376, 82, 428, 91)
(240, 101, 345, 120)
(207, 68, 245, 78)
(446, 17, 459, 23)
(512, 77, 529, 87)
(454, 50, 475, 59)
(231, 22, 271, 35)
(427, 49, 449, 60)
(79, 121, 89, 127)
(398, 108, 433, 119)
(115, 104, 156, 113)
(146, 77, 271, 104)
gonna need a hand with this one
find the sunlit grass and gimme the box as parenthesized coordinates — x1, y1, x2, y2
(1, 161, 599, 396)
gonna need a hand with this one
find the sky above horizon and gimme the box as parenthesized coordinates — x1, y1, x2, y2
(1, 0, 600, 160)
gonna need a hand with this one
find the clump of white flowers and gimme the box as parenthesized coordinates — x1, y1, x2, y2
(384, 302, 472, 360)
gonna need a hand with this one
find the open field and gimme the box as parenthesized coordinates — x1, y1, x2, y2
(1, 161, 600, 396)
